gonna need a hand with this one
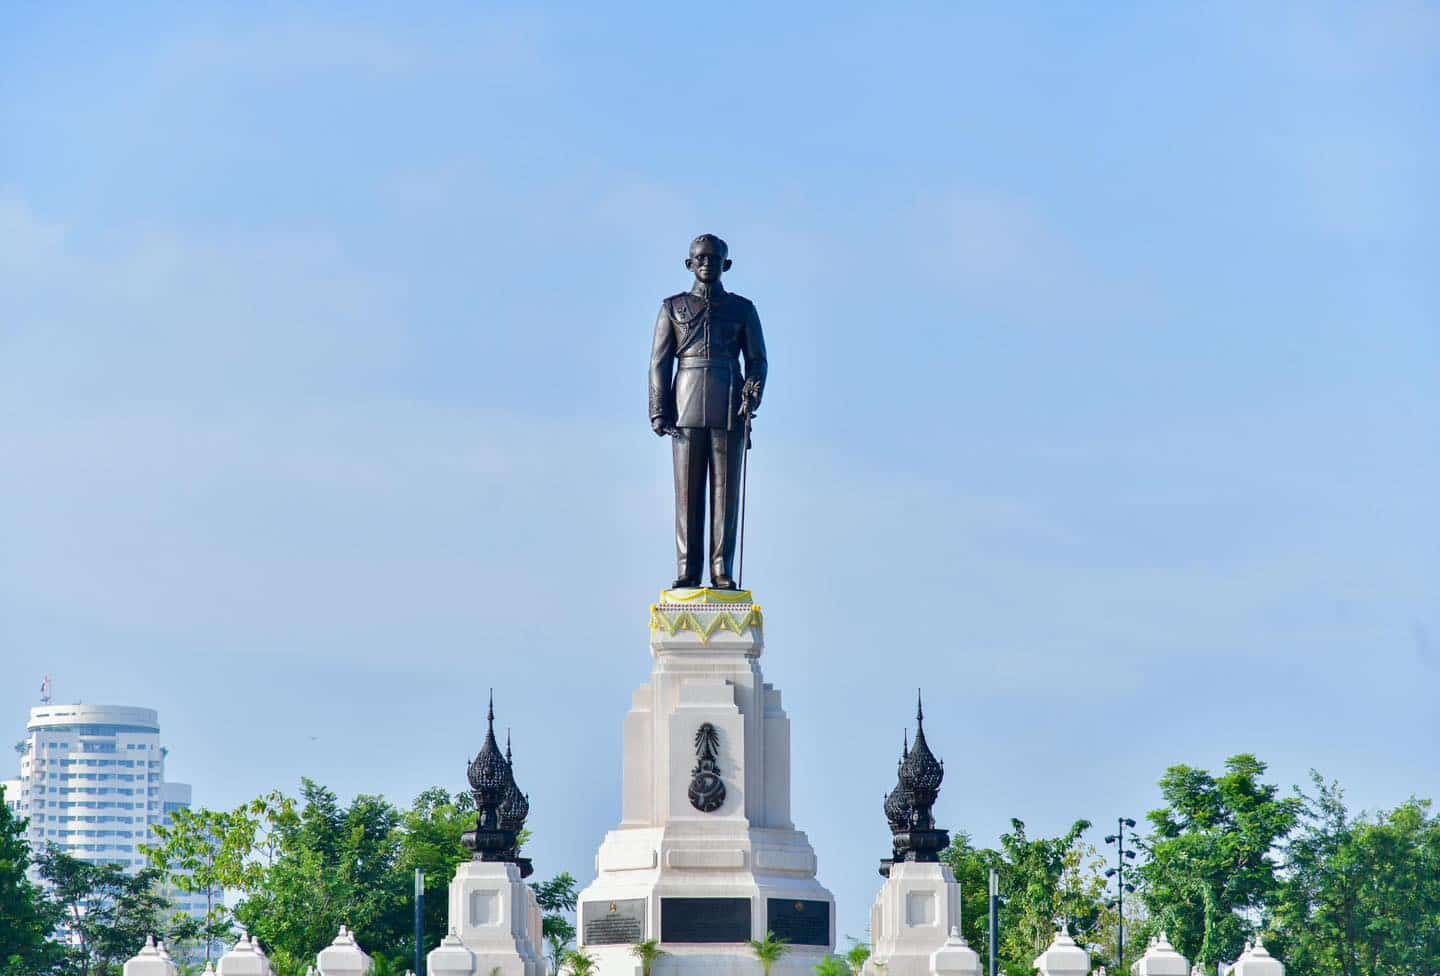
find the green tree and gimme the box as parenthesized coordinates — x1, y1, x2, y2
(37, 847, 175, 976)
(1271, 774, 1440, 976)
(630, 938, 667, 976)
(1137, 754, 1300, 966)
(944, 822, 1111, 976)
(0, 785, 66, 976)
(143, 805, 260, 964)
(747, 931, 790, 976)
(231, 781, 409, 970)
(996, 820, 1108, 972)
(533, 873, 579, 974)
(941, 832, 1005, 969)
(395, 787, 476, 955)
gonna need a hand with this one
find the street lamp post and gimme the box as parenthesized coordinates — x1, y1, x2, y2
(415, 867, 426, 976)
(1104, 817, 1138, 970)
(988, 868, 1000, 976)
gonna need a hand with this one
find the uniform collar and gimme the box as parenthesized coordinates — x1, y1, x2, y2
(689, 280, 727, 301)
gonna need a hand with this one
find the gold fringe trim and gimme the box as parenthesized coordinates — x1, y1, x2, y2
(649, 605, 764, 642)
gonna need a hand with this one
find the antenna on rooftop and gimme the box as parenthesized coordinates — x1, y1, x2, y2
(39, 675, 52, 705)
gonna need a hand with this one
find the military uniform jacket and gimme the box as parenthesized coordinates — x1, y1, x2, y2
(649, 282, 768, 430)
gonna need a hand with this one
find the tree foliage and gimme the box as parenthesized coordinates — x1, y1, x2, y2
(138, 780, 577, 976)
(0, 785, 66, 976)
(36, 847, 177, 976)
(534, 872, 579, 972)
(143, 805, 258, 963)
(943, 821, 1112, 976)
(1271, 774, 1440, 976)
(1137, 754, 1301, 965)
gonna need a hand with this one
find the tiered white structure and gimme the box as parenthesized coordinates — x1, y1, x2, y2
(862, 862, 962, 976)
(575, 588, 835, 976)
(429, 861, 545, 976)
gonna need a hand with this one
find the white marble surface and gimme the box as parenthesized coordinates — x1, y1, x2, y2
(863, 862, 962, 976)
(576, 594, 835, 976)
(436, 860, 546, 976)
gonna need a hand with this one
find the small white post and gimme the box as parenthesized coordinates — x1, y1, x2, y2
(217, 934, 272, 976)
(931, 926, 981, 976)
(317, 925, 374, 976)
(1033, 930, 1090, 976)
(1228, 937, 1284, 976)
(123, 934, 174, 976)
(1131, 931, 1188, 976)
(429, 927, 478, 976)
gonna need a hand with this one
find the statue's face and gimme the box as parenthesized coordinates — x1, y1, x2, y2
(686, 242, 730, 283)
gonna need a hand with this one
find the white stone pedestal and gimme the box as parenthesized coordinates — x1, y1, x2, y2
(576, 590, 835, 976)
(862, 862, 962, 976)
(429, 860, 546, 976)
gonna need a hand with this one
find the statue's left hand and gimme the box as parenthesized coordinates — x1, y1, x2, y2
(741, 380, 762, 415)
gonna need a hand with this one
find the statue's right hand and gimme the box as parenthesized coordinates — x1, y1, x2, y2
(651, 417, 669, 437)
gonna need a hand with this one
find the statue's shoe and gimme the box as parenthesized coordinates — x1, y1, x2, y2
(671, 577, 702, 589)
(710, 575, 738, 590)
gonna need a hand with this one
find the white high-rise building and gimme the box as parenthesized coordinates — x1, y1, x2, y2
(5, 702, 216, 932)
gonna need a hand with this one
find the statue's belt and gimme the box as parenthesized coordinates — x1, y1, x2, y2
(677, 357, 737, 369)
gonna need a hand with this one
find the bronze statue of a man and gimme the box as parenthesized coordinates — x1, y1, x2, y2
(649, 234, 768, 589)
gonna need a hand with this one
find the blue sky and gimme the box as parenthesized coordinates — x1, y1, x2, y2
(2, 1, 1436, 944)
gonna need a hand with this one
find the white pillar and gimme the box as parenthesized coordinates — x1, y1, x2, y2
(316, 926, 374, 976)
(445, 860, 545, 976)
(930, 927, 981, 976)
(1033, 931, 1089, 976)
(429, 928, 479, 976)
(1131, 932, 1188, 976)
(123, 935, 177, 976)
(218, 934, 273, 976)
(864, 862, 963, 976)
(1229, 938, 1283, 976)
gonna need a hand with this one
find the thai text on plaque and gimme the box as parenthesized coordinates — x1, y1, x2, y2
(582, 899, 645, 945)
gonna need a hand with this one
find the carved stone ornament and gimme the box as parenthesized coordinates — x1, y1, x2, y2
(687, 722, 726, 812)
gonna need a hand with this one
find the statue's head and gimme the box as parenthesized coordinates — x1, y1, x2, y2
(685, 233, 732, 283)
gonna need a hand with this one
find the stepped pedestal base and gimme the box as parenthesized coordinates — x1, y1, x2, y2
(863, 863, 961, 976)
(429, 861, 546, 976)
(577, 589, 835, 976)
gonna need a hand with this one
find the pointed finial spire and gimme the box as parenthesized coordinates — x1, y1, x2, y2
(487, 689, 494, 727)
(902, 728, 909, 759)
(506, 729, 512, 764)
(917, 688, 925, 724)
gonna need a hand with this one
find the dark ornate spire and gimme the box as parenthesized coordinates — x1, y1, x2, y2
(497, 730, 530, 834)
(461, 691, 532, 877)
(879, 690, 950, 876)
(883, 732, 912, 833)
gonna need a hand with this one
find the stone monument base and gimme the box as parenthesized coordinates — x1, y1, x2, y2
(863, 862, 961, 976)
(429, 860, 545, 976)
(576, 588, 835, 976)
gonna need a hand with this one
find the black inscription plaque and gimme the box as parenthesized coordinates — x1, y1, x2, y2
(582, 899, 646, 945)
(766, 899, 830, 947)
(660, 897, 752, 943)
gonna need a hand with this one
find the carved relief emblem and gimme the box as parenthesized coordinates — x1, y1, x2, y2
(687, 722, 726, 813)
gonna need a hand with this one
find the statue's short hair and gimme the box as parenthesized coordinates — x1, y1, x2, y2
(689, 233, 729, 257)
